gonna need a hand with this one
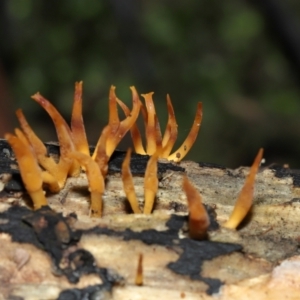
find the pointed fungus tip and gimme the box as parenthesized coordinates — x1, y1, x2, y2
(182, 175, 210, 240)
(135, 253, 143, 286)
(224, 148, 264, 230)
(31, 92, 40, 98)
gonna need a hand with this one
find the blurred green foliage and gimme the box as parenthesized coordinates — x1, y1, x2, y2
(3, 0, 300, 167)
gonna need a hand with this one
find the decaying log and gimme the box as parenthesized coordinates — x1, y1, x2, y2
(0, 139, 300, 299)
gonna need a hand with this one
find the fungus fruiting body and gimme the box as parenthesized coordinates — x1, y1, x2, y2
(182, 175, 210, 240)
(121, 148, 141, 214)
(5, 80, 264, 233)
(181, 149, 264, 239)
(135, 253, 143, 286)
(224, 148, 264, 229)
(5, 82, 201, 216)
(117, 92, 203, 161)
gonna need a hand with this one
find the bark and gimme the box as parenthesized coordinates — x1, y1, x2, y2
(0, 140, 300, 299)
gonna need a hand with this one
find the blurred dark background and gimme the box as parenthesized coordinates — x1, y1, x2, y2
(1, 0, 300, 168)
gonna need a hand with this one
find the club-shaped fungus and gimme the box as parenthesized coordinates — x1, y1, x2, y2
(121, 148, 141, 214)
(224, 148, 264, 229)
(69, 151, 105, 217)
(121, 148, 158, 214)
(182, 175, 210, 240)
(143, 153, 159, 214)
(135, 253, 143, 286)
(70, 81, 89, 156)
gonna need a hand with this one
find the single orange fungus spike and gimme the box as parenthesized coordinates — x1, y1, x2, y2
(182, 176, 210, 240)
(105, 86, 140, 157)
(69, 151, 105, 217)
(168, 102, 203, 162)
(143, 154, 158, 214)
(5, 132, 47, 210)
(154, 115, 163, 155)
(135, 253, 143, 286)
(71, 81, 89, 156)
(31, 93, 80, 177)
(117, 97, 146, 155)
(224, 148, 264, 229)
(121, 148, 141, 214)
(141, 93, 162, 156)
(108, 86, 120, 135)
(161, 94, 178, 158)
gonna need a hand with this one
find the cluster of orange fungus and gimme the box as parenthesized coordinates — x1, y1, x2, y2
(117, 92, 203, 162)
(5, 82, 142, 216)
(6, 82, 201, 217)
(121, 148, 158, 214)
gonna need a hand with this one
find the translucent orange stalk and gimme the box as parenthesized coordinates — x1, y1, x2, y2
(168, 102, 203, 162)
(16, 109, 69, 188)
(31, 93, 80, 177)
(224, 148, 264, 229)
(121, 148, 141, 214)
(5, 131, 48, 210)
(182, 176, 210, 240)
(160, 94, 178, 158)
(135, 253, 143, 286)
(141, 92, 162, 155)
(71, 81, 89, 156)
(69, 151, 105, 217)
(143, 154, 158, 214)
